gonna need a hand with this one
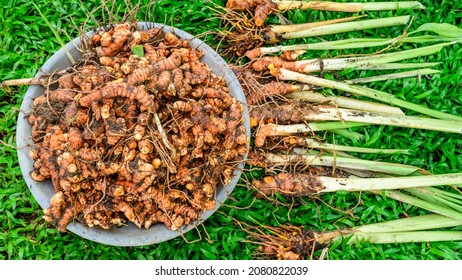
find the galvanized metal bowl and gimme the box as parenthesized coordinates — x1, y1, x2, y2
(16, 22, 249, 246)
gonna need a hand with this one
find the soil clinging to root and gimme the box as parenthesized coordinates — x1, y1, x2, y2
(28, 23, 248, 232)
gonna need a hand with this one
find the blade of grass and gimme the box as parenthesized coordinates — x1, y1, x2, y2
(297, 137, 409, 154)
(345, 69, 440, 84)
(330, 128, 365, 142)
(32, 3, 75, 64)
(355, 62, 441, 70)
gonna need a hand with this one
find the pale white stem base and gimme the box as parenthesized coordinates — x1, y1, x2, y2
(288, 91, 404, 115)
(319, 173, 462, 193)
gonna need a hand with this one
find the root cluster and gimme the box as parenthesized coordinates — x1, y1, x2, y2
(252, 169, 349, 197)
(226, 0, 277, 27)
(216, 6, 280, 59)
(233, 66, 297, 105)
(28, 23, 248, 232)
(249, 225, 323, 260)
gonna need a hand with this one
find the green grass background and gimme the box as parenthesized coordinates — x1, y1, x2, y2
(1, 0, 462, 259)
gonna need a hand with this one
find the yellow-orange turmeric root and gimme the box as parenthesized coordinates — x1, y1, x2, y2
(28, 23, 248, 232)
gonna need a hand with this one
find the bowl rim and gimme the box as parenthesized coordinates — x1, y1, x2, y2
(16, 22, 249, 246)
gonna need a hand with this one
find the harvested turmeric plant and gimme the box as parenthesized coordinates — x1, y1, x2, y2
(26, 23, 248, 232)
